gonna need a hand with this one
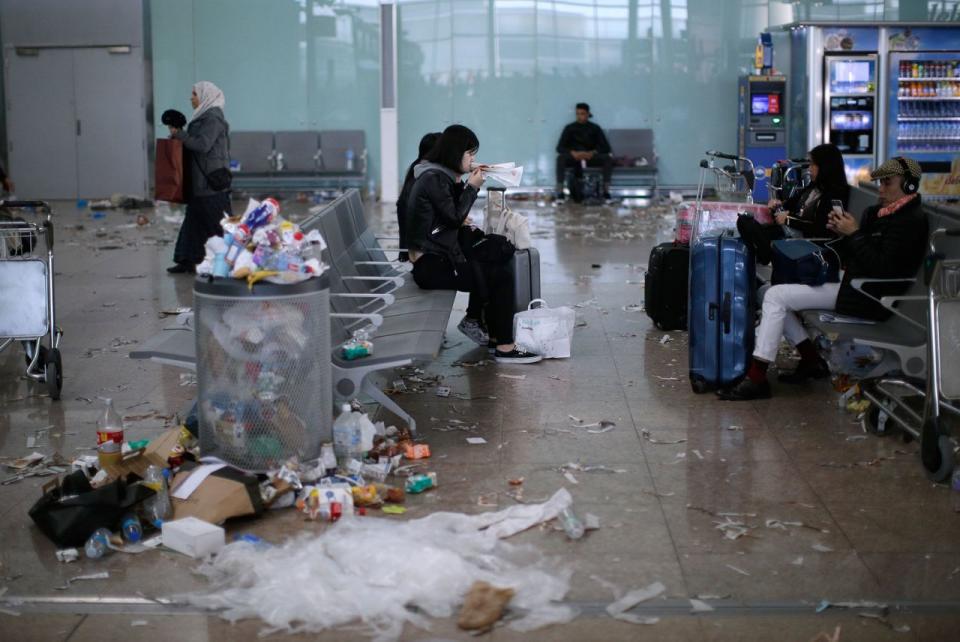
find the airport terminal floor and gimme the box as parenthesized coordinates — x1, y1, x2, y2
(2, 196, 960, 641)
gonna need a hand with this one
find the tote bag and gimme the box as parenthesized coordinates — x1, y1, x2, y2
(513, 299, 576, 359)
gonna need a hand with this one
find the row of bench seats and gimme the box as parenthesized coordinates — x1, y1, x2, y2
(583, 128, 659, 196)
(130, 189, 455, 434)
(230, 130, 367, 192)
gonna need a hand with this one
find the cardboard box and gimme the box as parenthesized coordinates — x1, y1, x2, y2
(161, 517, 225, 558)
(102, 427, 183, 480)
(169, 463, 263, 525)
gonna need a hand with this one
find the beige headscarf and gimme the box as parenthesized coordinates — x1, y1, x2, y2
(192, 81, 225, 120)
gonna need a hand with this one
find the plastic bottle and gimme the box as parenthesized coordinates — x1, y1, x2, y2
(332, 404, 363, 469)
(558, 507, 585, 540)
(142, 465, 171, 527)
(345, 147, 355, 172)
(84, 528, 113, 559)
(121, 513, 142, 543)
(952, 468, 960, 513)
(96, 398, 124, 467)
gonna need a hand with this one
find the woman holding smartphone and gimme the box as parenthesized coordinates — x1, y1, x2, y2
(738, 143, 849, 264)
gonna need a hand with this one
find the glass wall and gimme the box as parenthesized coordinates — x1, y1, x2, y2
(150, 0, 381, 185)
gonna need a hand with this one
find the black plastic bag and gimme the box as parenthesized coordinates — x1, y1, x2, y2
(28, 470, 155, 547)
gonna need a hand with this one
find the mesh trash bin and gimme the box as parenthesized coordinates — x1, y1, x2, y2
(194, 274, 331, 472)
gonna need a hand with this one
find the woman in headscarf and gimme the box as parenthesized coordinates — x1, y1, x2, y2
(166, 81, 233, 274)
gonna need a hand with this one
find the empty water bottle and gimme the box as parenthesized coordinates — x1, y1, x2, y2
(84, 528, 113, 559)
(142, 465, 172, 527)
(345, 147, 355, 172)
(121, 513, 142, 543)
(558, 507, 585, 540)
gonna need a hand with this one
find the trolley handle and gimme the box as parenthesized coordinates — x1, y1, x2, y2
(0, 200, 51, 211)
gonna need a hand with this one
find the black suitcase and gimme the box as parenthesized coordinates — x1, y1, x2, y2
(644, 242, 689, 330)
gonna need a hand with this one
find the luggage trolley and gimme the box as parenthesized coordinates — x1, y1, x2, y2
(859, 228, 960, 482)
(0, 200, 63, 399)
(696, 150, 758, 207)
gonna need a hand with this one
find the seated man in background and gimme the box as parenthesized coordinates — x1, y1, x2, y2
(555, 102, 613, 202)
(719, 157, 928, 401)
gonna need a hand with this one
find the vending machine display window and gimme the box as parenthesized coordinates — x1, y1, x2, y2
(828, 60, 876, 95)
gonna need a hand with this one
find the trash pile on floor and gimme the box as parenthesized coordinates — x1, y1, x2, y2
(21, 396, 589, 637)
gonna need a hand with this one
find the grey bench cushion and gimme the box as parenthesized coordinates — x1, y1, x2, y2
(608, 128, 657, 169)
(320, 130, 365, 173)
(275, 131, 320, 173)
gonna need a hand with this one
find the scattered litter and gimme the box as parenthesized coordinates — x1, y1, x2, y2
(563, 471, 579, 485)
(115, 274, 146, 280)
(724, 564, 750, 576)
(179, 373, 197, 387)
(508, 477, 525, 486)
(816, 599, 887, 613)
(55, 571, 110, 590)
(381, 505, 406, 515)
(621, 304, 643, 312)
(714, 516, 751, 541)
(185, 489, 576, 637)
(791, 556, 804, 566)
(691, 449, 704, 460)
(812, 543, 834, 553)
(466, 437, 488, 445)
(845, 435, 869, 442)
(55, 548, 80, 563)
(583, 513, 600, 531)
(640, 429, 686, 445)
(605, 581, 665, 625)
(159, 307, 191, 317)
(659, 335, 672, 345)
(726, 425, 743, 432)
(689, 598, 715, 613)
(809, 625, 842, 642)
(435, 386, 452, 398)
(497, 373, 526, 381)
(569, 416, 617, 434)
(458, 580, 515, 631)
(654, 375, 680, 381)
(131, 620, 149, 627)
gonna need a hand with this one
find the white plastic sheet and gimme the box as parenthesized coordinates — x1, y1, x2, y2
(184, 488, 576, 640)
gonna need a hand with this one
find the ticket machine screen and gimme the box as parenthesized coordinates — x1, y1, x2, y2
(751, 93, 781, 116)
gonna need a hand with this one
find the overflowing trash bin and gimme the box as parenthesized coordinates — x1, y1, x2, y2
(194, 274, 331, 471)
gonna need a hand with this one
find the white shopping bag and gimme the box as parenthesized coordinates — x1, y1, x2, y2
(513, 299, 576, 359)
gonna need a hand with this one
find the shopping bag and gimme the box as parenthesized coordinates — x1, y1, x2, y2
(155, 138, 188, 203)
(28, 470, 155, 547)
(771, 239, 840, 286)
(513, 299, 576, 359)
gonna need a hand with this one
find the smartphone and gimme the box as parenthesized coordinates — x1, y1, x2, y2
(831, 199, 844, 215)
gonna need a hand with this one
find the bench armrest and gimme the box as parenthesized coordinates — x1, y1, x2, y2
(849, 277, 924, 330)
(342, 275, 404, 288)
(330, 292, 396, 306)
(331, 312, 383, 327)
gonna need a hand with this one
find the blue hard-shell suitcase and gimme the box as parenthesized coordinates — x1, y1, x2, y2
(688, 234, 756, 393)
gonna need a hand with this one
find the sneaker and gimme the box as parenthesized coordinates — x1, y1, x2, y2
(494, 348, 543, 364)
(457, 316, 489, 346)
(166, 263, 195, 274)
(716, 377, 771, 401)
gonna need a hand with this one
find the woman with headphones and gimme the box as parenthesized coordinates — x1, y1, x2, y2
(718, 156, 928, 401)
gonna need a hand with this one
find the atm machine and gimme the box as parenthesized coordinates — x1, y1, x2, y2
(738, 75, 788, 203)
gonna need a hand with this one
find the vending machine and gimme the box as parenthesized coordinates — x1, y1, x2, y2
(738, 74, 788, 203)
(887, 51, 960, 198)
(823, 55, 878, 184)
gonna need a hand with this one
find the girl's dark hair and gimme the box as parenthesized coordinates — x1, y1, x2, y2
(424, 124, 479, 174)
(402, 131, 442, 188)
(808, 143, 848, 194)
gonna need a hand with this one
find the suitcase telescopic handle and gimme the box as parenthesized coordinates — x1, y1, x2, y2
(720, 292, 732, 334)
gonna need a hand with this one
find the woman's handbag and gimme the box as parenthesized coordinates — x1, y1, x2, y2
(470, 233, 516, 264)
(771, 239, 840, 286)
(194, 154, 233, 192)
(513, 299, 576, 359)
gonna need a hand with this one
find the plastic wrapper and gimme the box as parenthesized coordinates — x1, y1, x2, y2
(341, 328, 373, 361)
(183, 488, 576, 640)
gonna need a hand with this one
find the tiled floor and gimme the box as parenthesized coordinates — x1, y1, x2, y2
(1, 196, 958, 641)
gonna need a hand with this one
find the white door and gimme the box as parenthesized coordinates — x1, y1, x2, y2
(74, 47, 148, 199)
(5, 48, 78, 199)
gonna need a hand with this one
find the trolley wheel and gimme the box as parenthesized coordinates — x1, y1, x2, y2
(921, 415, 954, 482)
(45, 348, 62, 401)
